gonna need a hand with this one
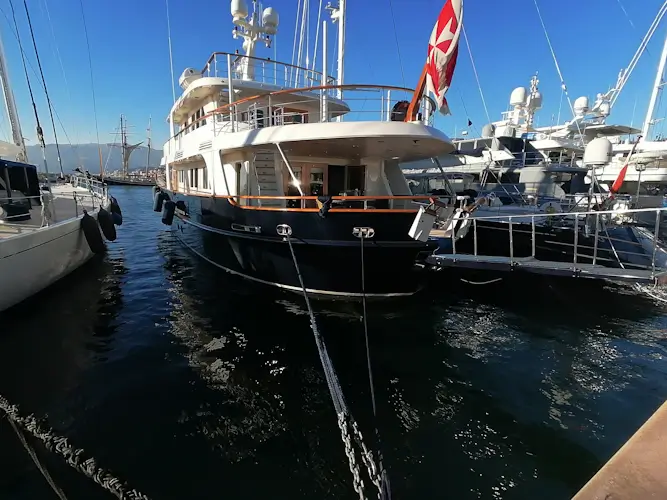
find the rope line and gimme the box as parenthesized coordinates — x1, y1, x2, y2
(78, 0, 103, 174)
(0, 395, 149, 499)
(165, 0, 176, 103)
(359, 234, 391, 500)
(387, 0, 405, 88)
(283, 229, 387, 500)
(461, 26, 490, 124)
(22, 0, 64, 177)
(5, 415, 68, 499)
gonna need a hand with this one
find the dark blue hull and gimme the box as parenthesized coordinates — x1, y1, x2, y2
(167, 192, 435, 298)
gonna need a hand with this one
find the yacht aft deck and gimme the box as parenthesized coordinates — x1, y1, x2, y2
(0, 177, 106, 240)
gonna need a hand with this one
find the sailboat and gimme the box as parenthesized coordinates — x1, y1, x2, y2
(97, 115, 155, 186)
(153, 0, 461, 298)
(0, 12, 119, 313)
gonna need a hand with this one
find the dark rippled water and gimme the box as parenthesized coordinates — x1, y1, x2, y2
(1, 186, 667, 499)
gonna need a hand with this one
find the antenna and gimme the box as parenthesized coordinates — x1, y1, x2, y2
(231, 0, 279, 80)
(146, 116, 152, 176)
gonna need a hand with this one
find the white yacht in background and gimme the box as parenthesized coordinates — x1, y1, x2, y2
(0, 21, 118, 313)
(405, 3, 667, 195)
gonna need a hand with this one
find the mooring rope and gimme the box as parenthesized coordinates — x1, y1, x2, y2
(280, 225, 387, 500)
(0, 395, 149, 499)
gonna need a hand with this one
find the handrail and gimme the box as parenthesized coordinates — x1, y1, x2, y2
(202, 51, 327, 79)
(170, 83, 436, 140)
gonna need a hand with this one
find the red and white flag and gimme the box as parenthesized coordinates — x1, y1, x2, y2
(426, 0, 463, 116)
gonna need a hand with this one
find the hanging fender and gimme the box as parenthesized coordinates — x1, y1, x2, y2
(161, 200, 176, 225)
(97, 207, 117, 241)
(110, 196, 123, 225)
(153, 190, 169, 212)
(81, 212, 106, 254)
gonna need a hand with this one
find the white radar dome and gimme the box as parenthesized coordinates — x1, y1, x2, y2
(262, 7, 279, 34)
(481, 123, 495, 138)
(509, 87, 527, 107)
(231, 0, 248, 22)
(583, 137, 612, 166)
(573, 96, 589, 116)
(179, 68, 202, 90)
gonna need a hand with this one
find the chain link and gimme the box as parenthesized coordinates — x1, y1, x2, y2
(0, 395, 149, 499)
(282, 230, 387, 500)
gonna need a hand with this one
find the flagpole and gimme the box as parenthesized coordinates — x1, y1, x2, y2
(404, 64, 428, 122)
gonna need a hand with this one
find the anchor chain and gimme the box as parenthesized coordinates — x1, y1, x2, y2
(279, 224, 387, 500)
(0, 394, 149, 500)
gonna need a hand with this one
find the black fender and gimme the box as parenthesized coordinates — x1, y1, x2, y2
(81, 212, 105, 254)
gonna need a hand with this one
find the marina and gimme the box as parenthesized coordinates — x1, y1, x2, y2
(2, 0, 667, 498)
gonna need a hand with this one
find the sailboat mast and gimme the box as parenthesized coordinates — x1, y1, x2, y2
(642, 31, 667, 140)
(0, 28, 27, 162)
(120, 114, 128, 178)
(146, 116, 151, 176)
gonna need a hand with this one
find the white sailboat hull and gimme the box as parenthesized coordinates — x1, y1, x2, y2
(0, 210, 101, 313)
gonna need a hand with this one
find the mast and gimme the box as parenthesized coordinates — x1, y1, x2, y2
(0, 27, 27, 162)
(118, 114, 142, 179)
(146, 116, 151, 176)
(231, 0, 279, 81)
(641, 31, 667, 141)
(328, 0, 346, 99)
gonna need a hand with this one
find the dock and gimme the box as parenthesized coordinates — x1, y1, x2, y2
(425, 253, 667, 285)
(573, 400, 667, 499)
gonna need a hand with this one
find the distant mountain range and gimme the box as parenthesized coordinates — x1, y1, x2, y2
(23, 143, 164, 173)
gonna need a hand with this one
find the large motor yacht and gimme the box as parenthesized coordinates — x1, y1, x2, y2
(156, 0, 458, 298)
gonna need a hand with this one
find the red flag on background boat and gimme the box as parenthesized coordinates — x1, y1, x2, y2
(425, 0, 463, 115)
(610, 136, 642, 194)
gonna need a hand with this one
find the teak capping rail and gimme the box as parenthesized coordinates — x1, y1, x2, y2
(171, 192, 435, 213)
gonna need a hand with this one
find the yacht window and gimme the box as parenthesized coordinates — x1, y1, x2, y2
(327, 165, 366, 195)
(202, 167, 209, 189)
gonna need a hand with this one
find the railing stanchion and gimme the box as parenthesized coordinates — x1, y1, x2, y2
(593, 213, 600, 266)
(531, 215, 536, 258)
(652, 209, 661, 277)
(573, 214, 579, 269)
(509, 219, 514, 265)
(473, 218, 478, 256)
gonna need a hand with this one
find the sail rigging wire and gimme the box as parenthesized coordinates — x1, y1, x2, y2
(41, 0, 80, 148)
(311, 0, 324, 73)
(610, 1, 667, 108)
(290, 0, 303, 84)
(0, 5, 79, 162)
(7, 0, 46, 166)
(165, 0, 176, 103)
(77, 0, 104, 174)
(531, 0, 576, 116)
(21, 0, 65, 177)
(461, 26, 490, 124)
(615, 0, 637, 31)
(387, 0, 405, 88)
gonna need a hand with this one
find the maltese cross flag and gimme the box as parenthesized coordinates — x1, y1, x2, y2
(426, 0, 463, 116)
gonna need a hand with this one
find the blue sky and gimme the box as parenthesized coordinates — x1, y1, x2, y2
(0, 0, 665, 159)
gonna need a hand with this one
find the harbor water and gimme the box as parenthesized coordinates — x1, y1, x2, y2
(1, 186, 667, 499)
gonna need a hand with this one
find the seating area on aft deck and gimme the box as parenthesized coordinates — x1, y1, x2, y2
(0, 184, 99, 239)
